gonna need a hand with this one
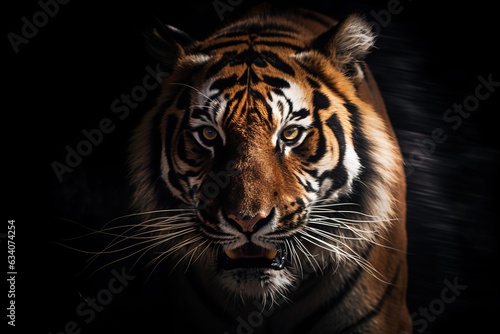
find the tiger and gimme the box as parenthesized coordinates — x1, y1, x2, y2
(125, 3, 411, 333)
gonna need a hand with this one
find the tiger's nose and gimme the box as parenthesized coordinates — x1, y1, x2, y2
(226, 212, 269, 233)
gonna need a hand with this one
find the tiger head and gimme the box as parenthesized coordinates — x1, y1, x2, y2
(128, 7, 405, 306)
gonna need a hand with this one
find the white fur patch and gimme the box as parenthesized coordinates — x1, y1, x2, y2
(188, 79, 228, 147)
(268, 84, 310, 150)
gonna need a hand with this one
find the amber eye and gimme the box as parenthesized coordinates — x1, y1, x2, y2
(281, 126, 301, 142)
(201, 126, 218, 141)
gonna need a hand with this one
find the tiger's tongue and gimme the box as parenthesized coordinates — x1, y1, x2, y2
(225, 243, 277, 260)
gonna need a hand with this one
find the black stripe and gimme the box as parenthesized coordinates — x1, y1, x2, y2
(262, 75, 290, 89)
(200, 39, 248, 53)
(164, 115, 184, 192)
(290, 108, 309, 121)
(313, 90, 330, 110)
(327, 113, 346, 163)
(306, 76, 321, 88)
(337, 263, 403, 334)
(264, 101, 274, 125)
(325, 166, 348, 196)
(237, 69, 249, 85)
(220, 22, 300, 35)
(209, 74, 238, 92)
(224, 89, 246, 126)
(306, 91, 329, 163)
(226, 48, 263, 67)
(324, 113, 348, 189)
(293, 173, 315, 192)
(213, 30, 298, 39)
(279, 205, 305, 225)
(343, 102, 375, 204)
(254, 40, 304, 51)
(206, 52, 235, 78)
(176, 133, 203, 168)
(258, 31, 299, 38)
(261, 50, 295, 76)
(176, 86, 192, 110)
(296, 61, 349, 102)
(292, 245, 374, 334)
(191, 108, 207, 120)
(200, 29, 304, 53)
(303, 168, 318, 178)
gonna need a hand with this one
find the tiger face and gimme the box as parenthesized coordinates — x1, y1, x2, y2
(128, 6, 409, 329)
(159, 58, 367, 299)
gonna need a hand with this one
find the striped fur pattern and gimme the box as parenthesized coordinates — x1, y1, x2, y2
(127, 4, 410, 333)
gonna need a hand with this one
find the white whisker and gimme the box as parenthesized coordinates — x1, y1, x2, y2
(292, 235, 323, 274)
(147, 235, 206, 275)
(308, 201, 361, 208)
(299, 228, 389, 284)
(88, 226, 199, 276)
(310, 209, 385, 219)
(89, 218, 196, 262)
(168, 82, 217, 104)
(308, 213, 402, 252)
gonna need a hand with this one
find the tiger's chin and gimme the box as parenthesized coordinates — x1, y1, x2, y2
(216, 266, 296, 305)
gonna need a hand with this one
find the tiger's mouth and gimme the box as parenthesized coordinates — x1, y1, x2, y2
(220, 243, 287, 270)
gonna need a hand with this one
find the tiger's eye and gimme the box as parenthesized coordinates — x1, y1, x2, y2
(202, 127, 218, 140)
(281, 126, 300, 141)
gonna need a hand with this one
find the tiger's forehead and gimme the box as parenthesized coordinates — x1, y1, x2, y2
(198, 48, 299, 90)
(183, 41, 347, 140)
(192, 75, 312, 126)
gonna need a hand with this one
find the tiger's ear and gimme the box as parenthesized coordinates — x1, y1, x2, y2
(312, 14, 376, 83)
(143, 17, 195, 72)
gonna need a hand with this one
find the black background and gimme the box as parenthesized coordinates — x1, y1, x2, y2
(4, 0, 499, 333)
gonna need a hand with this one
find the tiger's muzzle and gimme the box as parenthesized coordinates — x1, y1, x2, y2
(218, 207, 287, 270)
